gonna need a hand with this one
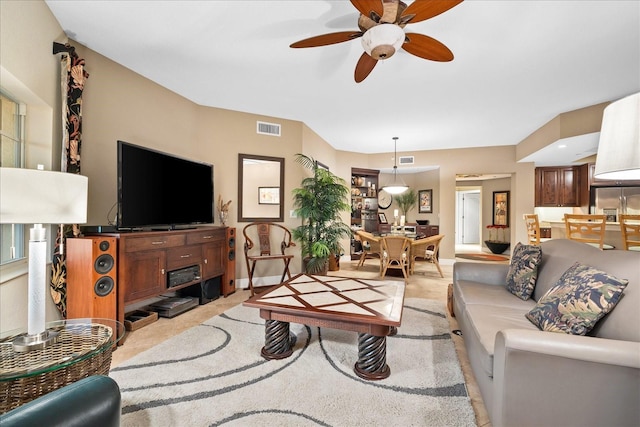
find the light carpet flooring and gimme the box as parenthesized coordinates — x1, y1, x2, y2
(112, 257, 503, 427)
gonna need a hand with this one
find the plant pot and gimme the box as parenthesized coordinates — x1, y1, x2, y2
(328, 253, 340, 271)
(302, 257, 328, 275)
(484, 240, 510, 254)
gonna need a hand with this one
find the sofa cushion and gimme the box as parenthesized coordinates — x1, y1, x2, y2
(525, 262, 628, 335)
(454, 280, 536, 310)
(463, 304, 539, 377)
(506, 242, 542, 300)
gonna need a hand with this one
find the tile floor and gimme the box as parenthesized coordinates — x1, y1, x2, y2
(111, 256, 501, 427)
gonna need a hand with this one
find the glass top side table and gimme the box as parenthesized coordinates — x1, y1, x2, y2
(0, 318, 125, 413)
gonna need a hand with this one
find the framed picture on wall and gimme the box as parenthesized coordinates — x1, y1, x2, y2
(258, 187, 280, 205)
(419, 189, 433, 213)
(493, 191, 509, 226)
(378, 213, 388, 224)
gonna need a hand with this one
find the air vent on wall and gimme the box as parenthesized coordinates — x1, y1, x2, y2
(398, 156, 414, 165)
(257, 121, 281, 136)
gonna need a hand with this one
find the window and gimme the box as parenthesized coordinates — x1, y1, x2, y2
(1, 92, 25, 265)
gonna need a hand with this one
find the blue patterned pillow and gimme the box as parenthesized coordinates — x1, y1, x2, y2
(506, 242, 542, 300)
(525, 262, 628, 335)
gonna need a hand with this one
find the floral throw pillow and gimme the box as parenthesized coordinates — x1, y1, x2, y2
(525, 262, 628, 335)
(506, 242, 542, 300)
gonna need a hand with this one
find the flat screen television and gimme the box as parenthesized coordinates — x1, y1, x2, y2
(117, 140, 214, 230)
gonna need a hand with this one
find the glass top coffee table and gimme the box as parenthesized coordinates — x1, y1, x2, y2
(0, 318, 125, 413)
(244, 274, 405, 380)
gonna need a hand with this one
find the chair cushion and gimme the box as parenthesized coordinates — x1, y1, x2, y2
(506, 242, 542, 300)
(525, 262, 628, 335)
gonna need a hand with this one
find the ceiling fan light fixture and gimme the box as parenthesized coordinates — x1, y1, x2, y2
(361, 24, 405, 60)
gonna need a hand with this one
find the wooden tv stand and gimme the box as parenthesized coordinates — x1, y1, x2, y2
(87, 226, 234, 326)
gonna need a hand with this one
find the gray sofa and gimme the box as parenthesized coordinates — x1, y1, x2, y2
(452, 239, 640, 427)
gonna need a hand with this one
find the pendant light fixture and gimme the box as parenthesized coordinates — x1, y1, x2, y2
(381, 137, 408, 195)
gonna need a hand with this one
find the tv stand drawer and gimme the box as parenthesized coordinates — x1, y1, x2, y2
(166, 245, 203, 270)
(124, 234, 185, 252)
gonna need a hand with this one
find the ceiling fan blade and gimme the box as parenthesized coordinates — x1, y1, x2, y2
(290, 31, 363, 48)
(402, 0, 463, 24)
(350, 0, 383, 19)
(354, 52, 378, 83)
(402, 32, 454, 61)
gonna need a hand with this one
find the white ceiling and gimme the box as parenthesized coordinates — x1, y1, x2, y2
(45, 1, 640, 164)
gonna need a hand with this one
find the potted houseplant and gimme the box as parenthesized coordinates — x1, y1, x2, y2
(292, 154, 352, 274)
(394, 188, 418, 218)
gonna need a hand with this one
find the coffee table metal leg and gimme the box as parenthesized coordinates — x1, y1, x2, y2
(261, 320, 296, 360)
(354, 333, 390, 380)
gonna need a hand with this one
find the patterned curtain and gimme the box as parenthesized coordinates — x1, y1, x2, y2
(50, 44, 89, 317)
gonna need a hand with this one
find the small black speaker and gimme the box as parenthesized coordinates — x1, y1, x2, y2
(180, 277, 220, 305)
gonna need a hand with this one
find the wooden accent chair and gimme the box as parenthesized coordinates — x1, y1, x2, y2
(242, 222, 296, 296)
(523, 213, 551, 245)
(380, 236, 411, 280)
(354, 230, 382, 270)
(410, 234, 444, 278)
(619, 214, 640, 251)
(563, 214, 607, 249)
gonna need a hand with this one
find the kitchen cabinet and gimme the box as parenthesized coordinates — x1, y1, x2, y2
(535, 166, 583, 207)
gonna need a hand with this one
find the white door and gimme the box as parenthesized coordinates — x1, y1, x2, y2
(456, 191, 480, 244)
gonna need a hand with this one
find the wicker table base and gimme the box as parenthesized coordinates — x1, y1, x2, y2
(0, 319, 122, 413)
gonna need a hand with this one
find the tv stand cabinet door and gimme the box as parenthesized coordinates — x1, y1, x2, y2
(202, 241, 225, 278)
(122, 250, 167, 303)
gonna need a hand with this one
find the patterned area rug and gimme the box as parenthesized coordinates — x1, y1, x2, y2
(110, 298, 475, 426)
(456, 253, 509, 262)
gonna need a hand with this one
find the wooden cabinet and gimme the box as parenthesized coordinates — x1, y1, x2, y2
(88, 227, 228, 326)
(535, 166, 582, 207)
(417, 225, 439, 237)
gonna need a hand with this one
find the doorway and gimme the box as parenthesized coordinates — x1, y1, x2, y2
(456, 189, 481, 252)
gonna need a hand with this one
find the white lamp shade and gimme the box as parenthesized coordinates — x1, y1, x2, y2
(594, 92, 640, 180)
(0, 168, 88, 224)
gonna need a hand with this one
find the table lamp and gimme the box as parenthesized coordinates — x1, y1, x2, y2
(0, 167, 88, 351)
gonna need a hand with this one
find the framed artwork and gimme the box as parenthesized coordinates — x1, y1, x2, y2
(493, 191, 510, 226)
(418, 189, 433, 213)
(378, 213, 388, 224)
(258, 187, 280, 205)
(603, 208, 617, 222)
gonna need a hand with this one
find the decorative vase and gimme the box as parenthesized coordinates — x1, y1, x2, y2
(218, 211, 228, 226)
(484, 240, 510, 254)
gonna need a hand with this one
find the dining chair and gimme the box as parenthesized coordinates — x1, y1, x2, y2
(354, 230, 382, 270)
(563, 214, 608, 249)
(523, 214, 551, 245)
(409, 234, 444, 277)
(380, 236, 411, 279)
(619, 214, 640, 251)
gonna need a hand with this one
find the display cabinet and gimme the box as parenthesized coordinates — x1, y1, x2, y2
(351, 167, 379, 259)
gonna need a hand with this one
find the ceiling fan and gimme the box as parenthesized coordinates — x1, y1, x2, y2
(290, 0, 463, 83)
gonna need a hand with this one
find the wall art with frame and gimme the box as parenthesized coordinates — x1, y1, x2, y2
(258, 187, 280, 205)
(493, 190, 510, 226)
(419, 189, 433, 213)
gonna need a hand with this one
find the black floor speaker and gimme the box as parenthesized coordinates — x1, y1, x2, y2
(180, 277, 220, 305)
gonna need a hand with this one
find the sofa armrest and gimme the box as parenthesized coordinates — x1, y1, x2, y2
(0, 375, 121, 427)
(492, 329, 640, 427)
(453, 261, 509, 286)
